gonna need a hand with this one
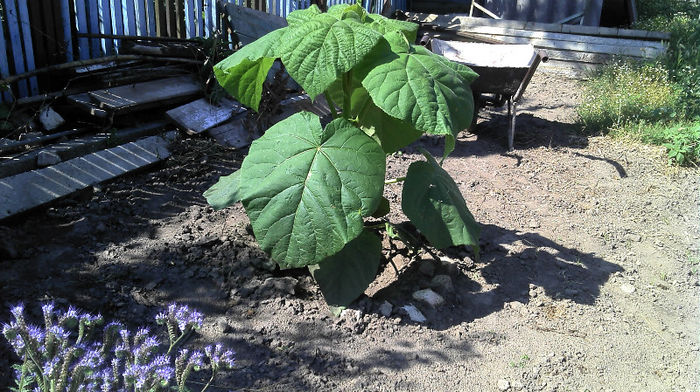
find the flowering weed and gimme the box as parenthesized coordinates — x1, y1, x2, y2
(2, 303, 235, 392)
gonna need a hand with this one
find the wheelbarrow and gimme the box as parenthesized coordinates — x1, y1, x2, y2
(428, 38, 547, 150)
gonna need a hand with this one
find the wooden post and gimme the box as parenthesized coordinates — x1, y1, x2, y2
(5, 0, 29, 96)
(147, 0, 157, 36)
(0, 10, 12, 101)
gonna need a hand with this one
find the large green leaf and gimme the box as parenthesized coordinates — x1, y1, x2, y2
(357, 32, 478, 156)
(308, 230, 382, 308)
(287, 4, 321, 26)
(350, 87, 422, 153)
(365, 13, 418, 42)
(213, 28, 286, 111)
(276, 13, 382, 100)
(239, 112, 386, 268)
(401, 150, 480, 252)
(204, 170, 242, 210)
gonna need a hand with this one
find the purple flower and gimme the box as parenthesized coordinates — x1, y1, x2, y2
(47, 324, 71, 341)
(205, 343, 235, 369)
(10, 303, 24, 320)
(26, 324, 46, 343)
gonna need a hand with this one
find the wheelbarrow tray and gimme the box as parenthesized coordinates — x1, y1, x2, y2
(430, 40, 546, 150)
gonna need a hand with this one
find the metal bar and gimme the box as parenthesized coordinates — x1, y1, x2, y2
(17, 0, 39, 95)
(556, 11, 584, 25)
(472, 2, 501, 19)
(508, 100, 516, 151)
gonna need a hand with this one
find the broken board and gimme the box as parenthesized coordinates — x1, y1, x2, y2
(207, 114, 259, 149)
(66, 93, 110, 119)
(88, 75, 202, 114)
(166, 98, 246, 135)
(0, 133, 175, 220)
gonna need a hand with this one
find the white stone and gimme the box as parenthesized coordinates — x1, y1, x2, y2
(497, 379, 511, 391)
(620, 283, 636, 294)
(36, 150, 61, 167)
(38, 107, 65, 131)
(378, 301, 393, 317)
(401, 304, 426, 323)
(412, 288, 445, 307)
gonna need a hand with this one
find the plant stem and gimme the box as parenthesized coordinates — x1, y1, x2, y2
(342, 71, 352, 118)
(384, 176, 406, 184)
(200, 371, 217, 392)
(364, 223, 386, 230)
(324, 91, 339, 119)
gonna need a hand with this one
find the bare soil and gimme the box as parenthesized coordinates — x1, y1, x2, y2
(1, 72, 699, 391)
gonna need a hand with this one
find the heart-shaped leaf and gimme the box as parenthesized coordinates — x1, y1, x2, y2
(276, 13, 382, 100)
(357, 33, 478, 156)
(204, 170, 242, 210)
(213, 28, 287, 111)
(287, 4, 321, 26)
(239, 112, 386, 268)
(365, 13, 418, 42)
(401, 150, 480, 252)
(308, 230, 382, 308)
(350, 87, 422, 153)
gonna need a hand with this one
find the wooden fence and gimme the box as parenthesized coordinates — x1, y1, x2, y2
(0, 0, 407, 103)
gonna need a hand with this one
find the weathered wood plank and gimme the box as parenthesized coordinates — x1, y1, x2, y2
(166, 98, 245, 134)
(463, 32, 665, 58)
(75, 0, 91, 60)
(205, 0, 214, 37)
(100, 0, 114, 55)
(87, 0, 102, 57)
(406, 12, 671, 41)
(0, 6, 13, 101)
(4, 0, 29, 97)
(223, 2, 287, 45)
(135, 0, 148, 35)
(88, 75, 202, 113)
(0, 133, 175, 220)
(125, 0, 137, 35)
(460, 25, 667, 51)
(206, 115, 258, 148)
(147, 0, 157, 36)
(60, 0, 74, 61)
(184, 0, 195, 38)
(195, 0, 204, 36)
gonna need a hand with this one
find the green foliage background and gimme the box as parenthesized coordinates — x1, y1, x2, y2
(578, 0, 700, 165)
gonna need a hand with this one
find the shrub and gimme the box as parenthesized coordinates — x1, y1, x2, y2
(205, 3, 479, 310)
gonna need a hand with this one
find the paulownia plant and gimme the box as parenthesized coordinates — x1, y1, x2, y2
(204, 3, 480, 311)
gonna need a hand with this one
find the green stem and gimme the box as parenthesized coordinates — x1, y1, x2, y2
(200, 370, 217, 392)
(323, 91, 339, 120)
(384, 176, 406, 185)
(342, 71, 352, 118)
(363, 223, 385, 230)
(167, 328, 193, 355)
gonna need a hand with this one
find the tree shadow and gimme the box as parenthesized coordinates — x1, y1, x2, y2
(371, 223, 623, 331)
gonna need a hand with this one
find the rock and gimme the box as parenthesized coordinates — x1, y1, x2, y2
(216, 319, 233, 334)
(401, 304, 426, 323)
(624, 233, 642, 242)
(497, 379, 511, 391)
(378, 301, 393, 317)
(261, 277, 298, 295)
(512, 380, 524, 390)
(430, 274, 454, 294)
(38, 107, 65, 131)
(340, 309, 362, 323)
(619, 283, 636, 295)
(418, 258, 436, 276)
(36, 151, 61, 167)
(412, 289, 445, 307)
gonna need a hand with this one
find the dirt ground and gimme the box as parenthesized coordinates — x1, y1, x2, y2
(1, 72, 698, 391)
